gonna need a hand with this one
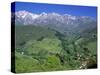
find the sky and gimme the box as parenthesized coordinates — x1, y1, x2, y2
(11, 2, 97, 19)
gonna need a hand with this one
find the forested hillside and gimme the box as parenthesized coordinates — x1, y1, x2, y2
(14, 25, 97, 73)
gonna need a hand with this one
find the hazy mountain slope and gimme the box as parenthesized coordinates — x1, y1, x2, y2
(15, 25, 57, 49)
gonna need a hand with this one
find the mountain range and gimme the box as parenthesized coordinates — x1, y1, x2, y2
(12, 10, 97, 35)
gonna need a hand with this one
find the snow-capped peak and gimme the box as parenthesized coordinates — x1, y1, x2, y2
(41, 12, 47, 16)
(15, 10, 29, 18)
(50, 12, 61, 16)
(14, 10, 94, 26)
(15, 10, 39, 19)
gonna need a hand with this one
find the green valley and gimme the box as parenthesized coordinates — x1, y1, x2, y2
(14, 25, 97, 73)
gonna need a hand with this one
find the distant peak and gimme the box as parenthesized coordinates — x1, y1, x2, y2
(16, 10, 29, 14)
(49, 12, 61, 16)
(40, 12, 47, 16)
